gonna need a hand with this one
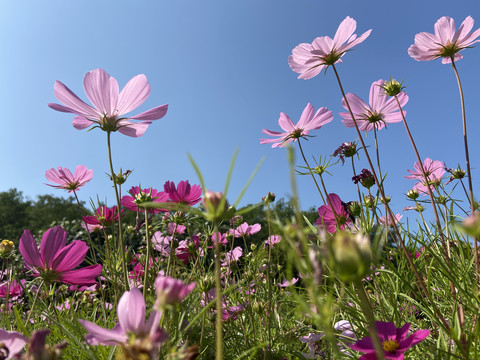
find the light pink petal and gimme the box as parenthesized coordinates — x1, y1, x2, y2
(338, 29, 372, 53)
(0, 329, 28, 358)
(261, 128, 286, 136)
(78, 320, 127, 346)
(83, 69, 118, 116)
(59, 265, 102, 285)
(333, 16, 357, 49)
(117, 120, 152, 137)
(453, 16, 474, 44)
(297, 65, 324, 80)
(40, 226, 67, 268)
(369, 80, 387, 112)
(457, 25, 480, 47)
(379, 92, 408, 115)
(312, 36, 333, 54)
(434, 16, 456, 44)
(278, 113, 296, 132)
(144, 310, 162, 336)
(52, 81, 99, 117)
(117, 74, 151, 115)
(341, 93, 368, 119)
(19, 230, 43, 268)
(73, 116, 94, 130)
(45, 168, 63, 185)
(51, 240, 88, 272)
(74, 165, 93, 185)
(129, 104, 169, 121)
(118, 288, 146, 334)
(308, 107, 333, 130)
(296, 103, 315, 129)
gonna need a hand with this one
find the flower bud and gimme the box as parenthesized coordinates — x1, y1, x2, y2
(364, 195, 376, 209)
(381, 78, 405, 96)
(202, 190, 229, 222)
(406, 189, 419, 200)
(0, 240, 14, 258)
(348, 201, 361, 217)
(328, 232, 372, 282)
(262, 192, 276, 204)
(380, 196, 391, 204)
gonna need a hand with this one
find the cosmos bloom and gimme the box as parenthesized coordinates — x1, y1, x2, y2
(221, 247, 243, 267)
(121, 186, 169, 213)
(79, 288, 166, 353)
(229, 222, 261, 238)
(48, 68, 168, 137)
(82, 206, 122, 229)
(0, 279, 25, 298)
(316, 193, 352, 233)
(154, 275, 196, 309)
(19, 226, 102, 286)
(45, 165, 93, 193)
(349, 321, 429, 360)
(340, 80, 408, 132)
(0, 329, 28, 359)
(289, 16, 371, 79)
(278, 277, 299, 287)
(405, 158, 445, 194)
(408, 16, 480, 64)
(264, 235, 281, 248)
(164, 180, 202, 206)
(260, 103, 333, 148)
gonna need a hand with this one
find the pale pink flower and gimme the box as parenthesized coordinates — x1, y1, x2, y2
(0, 329, 28, 359)
(221, 247, 243, 267)
(409, 16, 480, 64)
(264, 235, 282, 247)
(211, 232, 228, 246)
(167, 222, 186, 235)
(79, 288, 166, 352)
(154, 275, 195, 309)
(289, 16, 371, 79)
(48, 68, 168, 137)
(340, 80, 408, 132)
(316, 193, 352, 233)
(229, 222, 261, 238)
(379, 213, 403, 227)
(45, 165, 93, 193)
(260, 103, 333, 148)
(278, 277, 299, 287)
(405, 158, 445, 194)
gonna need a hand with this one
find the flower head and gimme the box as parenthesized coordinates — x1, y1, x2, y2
(121, 186, 169, 213)
(82, 206, 122, 229)
(332, 141, 358, 165)
(0, 279, 25, 299)
(409, 16, 480, 64)
(79, 288, 166, 356)
(45, 165, 93, 193)
(289, 16, 371, 79)
(316, 193, 352, 233)
(48, 68, 168, 137)
(405, 158, 445, 194)
(0, 329, 27, 359)
(349, 321, 429, 359)
(264, 235, 282, 248)
(19, 226, 102, 285)
(340, 80, 408, 132)
(260, 103, 333, 148)
(164, 180, 202, 206)
(154, 275, 196, 309)
(229, 222, 261, 238)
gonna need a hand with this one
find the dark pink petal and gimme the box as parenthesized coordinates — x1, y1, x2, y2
(117, 74, 151, 115)
(78, 320, 127, 346)
(349, 336, 374, 352)
(129, 104, 169, 121)
(51, 240, 88, 272)
(118, 288, 146, 334)
(73, 116, 94, 130)
(40, 226, 67, 268)
(19, 230, 43, 269)
(375, 321, 396, 341)
(396, 323, 411, 343)
(52, 80, 99, 117)
(83, 69, 119, 116)
(60, 264, 102, 285)
(397, 329, 430, 351)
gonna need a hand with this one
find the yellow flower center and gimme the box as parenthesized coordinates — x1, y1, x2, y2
(383, 339, 399, 353)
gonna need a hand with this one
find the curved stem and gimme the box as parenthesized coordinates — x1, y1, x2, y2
(297, 139, 326, 205)
(106, 132, 129, 291)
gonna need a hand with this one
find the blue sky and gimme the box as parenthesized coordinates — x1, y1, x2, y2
(2, 0, 480, 223)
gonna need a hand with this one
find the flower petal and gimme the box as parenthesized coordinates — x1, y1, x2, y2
(51, 240, 88, 272)
(59, 264, 102, 286)
(52, 81, 99, 117)
(118, 288, 146, 334)
(129, 104, 169, 121)
(73, 116, 94, 130)
(40, 226, 67, 268)
(117, 74, 151, 115)
(83, 69, 119, 116)
(117, 120, 152, 137)
(79, 320, 127, 346)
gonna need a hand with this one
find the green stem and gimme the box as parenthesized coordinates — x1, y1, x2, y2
(25, 280, 44, 327)
(143, 210, 151, 297)
(297, 138, 326, 205)
(106, 132, 129, 291)
(213, 226, 224, 360)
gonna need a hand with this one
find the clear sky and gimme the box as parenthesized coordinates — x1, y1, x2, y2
(2, 0, 480, 223)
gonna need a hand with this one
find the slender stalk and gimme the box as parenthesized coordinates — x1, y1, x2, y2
(25, 280, 44, 327)
(351, 157, 367, 225)
(143, 209, 151, 297)
(106, 132, 129, 291)
(73, 190, 97, 263)
(297, 139, 326, 205)
(213, 227, 224, 360)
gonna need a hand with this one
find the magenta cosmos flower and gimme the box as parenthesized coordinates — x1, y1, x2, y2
(48, 69, 168, 137)
(45, 165, 93, 193)
(121, 186, 169, 214)
(0, 329, 27, 359)
(349, 321, 429, 360)
(260, 103, 333, 148)
(79, 288, 166, 353)
(19, 226, 102, 285)
(340, 79, 408, 132)
(82, 206, 122, 229)
(154, 275, 196, 309)
(164, 180, 202, 206)
(405, 158, 445, 194)
(289, 16, 371, 80)
(316, 193, 352, 233)
(409, 16, 480, 64)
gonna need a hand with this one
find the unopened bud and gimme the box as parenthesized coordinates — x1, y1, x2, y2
(262, 192, 276, 204)
(382, 78, 405, 96)
(407, 189, 419, 200)
(0, 240, 14, 258)
(380, 196, 391, 204)
(348, 201, 361, 217)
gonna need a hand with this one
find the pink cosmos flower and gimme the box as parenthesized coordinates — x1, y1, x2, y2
(164, 180, 202, 206)
(0, 329, 28, 359)
(278, 277, 299, 288)
(289, 16, 371, 79)
(45, 165, 93, 193)
(167, 222, 186, 235)
(264, 235, 282, 248)
(48, 69, 168, 137)
(19, 226, 102, 286)
(405, 158, 445, 194)
(82, 206, 122, 229)
(154, 275, 196, 309)
(121, 186, 169, 214)
(0, 279, 25, 298)
(408, 16, 480, 64)
(379, 213, 403, 227)
(201, 289, 246, 322)
(211, 232, 228, 246)
(229, 222, 261, 238)
(221, 247, 243, 267)
(152, 232, 171, 258)
(261, 103, 333, 148)
(79, 288, 166, 353)
(316, 193, 352, 233)
(349, 321, 429, 360)
(340, 80, 408, 132)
